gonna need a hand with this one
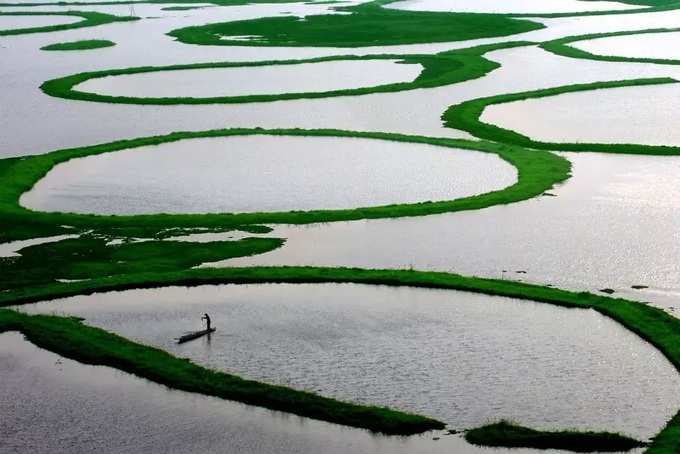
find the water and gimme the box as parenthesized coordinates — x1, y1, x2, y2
(224, 152, 680, 314)
(1, 331, 550, 454)
(18, 283, 680, 439)
(387, 0, 637, 14)
(0, 14, 81, 30)
(20, 135, 516, 214)
(75, 59, 423, 98)
(482, 83, 680, 146)
(573, 30, 680, 61)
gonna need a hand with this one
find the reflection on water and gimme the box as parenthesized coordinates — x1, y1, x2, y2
(481, 83, 680, 146)
(20, 135, 516, 214)
(2, 331, 532, 454)
(0, 15, 81, 30)
(573, 31, 680, 61)
(387, 0, 637, 14)
(18, 283, 680, 439)
(76, 60, 423, 98)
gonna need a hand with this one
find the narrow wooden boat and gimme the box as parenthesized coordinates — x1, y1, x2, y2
(177, 327, 216, 344)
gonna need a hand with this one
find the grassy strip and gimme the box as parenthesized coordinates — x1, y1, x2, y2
(167, 2, 544, 47)
(0, 265, 678, 452)
(0, 0, 301, 7)
(442, 77, 680, 154)
(41, 39, 115, 51)
(541, 28, 680, 65)
(0, 128, 570, 241)
(39, 42, 531, 105)
(0, 309, 443, 435)
(0, 11, 137, 36)
(465, 421, 645, 452)
(0, 236, 284, 290)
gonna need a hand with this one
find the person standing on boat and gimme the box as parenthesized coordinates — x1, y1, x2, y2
(201, 313, 211, 330)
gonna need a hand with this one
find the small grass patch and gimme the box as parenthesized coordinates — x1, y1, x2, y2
(0, 11, 137, 36)
(41, 39, 115, 51)
(442, 77, 680, 154)
(465, 421, 645, 452)
(40, 42, 531, 105)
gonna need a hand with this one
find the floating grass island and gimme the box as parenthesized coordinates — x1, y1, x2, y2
(0, 266, 678, 450)
(0, 128, 570, 243)
(465, 421, 646, 452)
(41, 39, 116, 51)
(442, 77, 680, 155)
(40, 42, 531, 105)
(0, 11, 137, 36)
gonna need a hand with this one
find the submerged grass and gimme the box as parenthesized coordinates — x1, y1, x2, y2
(41, 39, 115, 51)
(40, 42, 531, 105)
(0, 266, 677, 451)
(465, 421, 646, 452)
(0, 128, 570, 242)
(0, 309, 443, 435)
(442, 77, 680, 154)
(0, 11, 137, 36)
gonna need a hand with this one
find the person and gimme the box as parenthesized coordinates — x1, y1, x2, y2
(201, 313, 211, 331)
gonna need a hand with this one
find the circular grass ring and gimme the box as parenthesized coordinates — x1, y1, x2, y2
(442, 77, 680, 155)
(0, 128, 570, 232)
(0, 11, 137, 36)
(40, 42, 530, 105)
(41, 39, 116, 51)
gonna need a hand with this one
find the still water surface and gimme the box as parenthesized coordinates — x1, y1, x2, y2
(20, 135, 516, 214)
(18, 283, 680, 439)
(387, 0, 637, 14)
(573, 31, 680, 61)
(0, 14, 81, 29)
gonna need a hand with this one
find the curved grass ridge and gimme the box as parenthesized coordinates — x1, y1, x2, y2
(465, 421, 645, 451)
(0, 127, 570, 237)
(0, 11, 137, 36)
(0, 265, 678, 451)
(40, 42, 531, 105)
(541, 28, 680, 65)
(41, 39, 116, 51)
(442, 77, 680, 154)
(167, 2, 544, 48)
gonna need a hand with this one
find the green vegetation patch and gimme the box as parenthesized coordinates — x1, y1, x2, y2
(0, 266, 678, 450)
(541, 28, 680, 65)
(442, 77, 680, 154)
(40, 42, 531, 105)
(41, 39, 116, 51)
(167, 2, 544, 47)
(0, 11, 137, 36)
(0, 235, 283, 291)
(465, 421, 645, 451)
(0, 309, 443, 435)
(0, 128, 570, 243)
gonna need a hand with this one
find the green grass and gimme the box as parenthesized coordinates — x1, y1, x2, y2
(0, 11, 137, 36)
(541, 28, 680, 65)
(465, 421, 645, 452)
(167, 2, 544, 47)
(41, 39, 115, 51)
(0, 235, 284, 290)
(40, 42, 531, 105)
(442, 77, 680, 154)
(0, 308, 443, 435)
(0, 128, 570, 242)
(0, 265, 677, 451)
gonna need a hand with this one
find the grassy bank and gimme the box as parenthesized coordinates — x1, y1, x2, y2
(541, 28, 680, 65)
(0, 11, 137, 36)
(0, 128, 570, 242)
(0, 309, 443, 435)
(0, 266, 678, 452)
(167, 2, 543, 47)
(465, 421, 645, 451)
(40, 42, 531, 105)
(442, 77, 680, 154)
(41, 39, 115, 51)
